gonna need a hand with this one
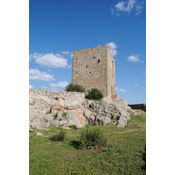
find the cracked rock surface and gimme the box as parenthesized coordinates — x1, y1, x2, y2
(29, 89, 132, 130)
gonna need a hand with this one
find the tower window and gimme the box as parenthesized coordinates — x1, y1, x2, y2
(93, 56, 95, 59)
(86, 65, 88, 68)
(97, 59, 100, 63)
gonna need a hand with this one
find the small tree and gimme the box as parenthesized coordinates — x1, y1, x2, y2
(86, 88, 103, 100)
(65, 83, 85, 92)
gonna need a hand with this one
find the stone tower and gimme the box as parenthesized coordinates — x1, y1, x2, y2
(72, 45, 116, 100)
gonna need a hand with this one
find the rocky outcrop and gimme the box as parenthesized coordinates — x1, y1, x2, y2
(83, 100, 130, 127)
(29, 89, 131, 129)
(29, 89, 85, 128)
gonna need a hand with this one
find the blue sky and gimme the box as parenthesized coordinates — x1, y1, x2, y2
(29, 0, 146, 104)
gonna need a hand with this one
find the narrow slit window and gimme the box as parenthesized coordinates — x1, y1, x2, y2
(98, 59, 100, 63)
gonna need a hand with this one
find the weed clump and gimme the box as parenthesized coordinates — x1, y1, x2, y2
(62, 112, 67, 117)
(86, 88, 103, 100)
(69, 125, 78, 129)
(65, 83, 85, 92)
(50, 130, 66, 142)
(79, 126, 107, 149)
(53, 114, 57, 120)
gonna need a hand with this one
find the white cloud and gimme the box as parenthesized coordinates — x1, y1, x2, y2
(66, 65, 71, 69)
(106, 42, 118, 56)
(29, 53, 68, 68)
(115, 1, 126, 11)
(29, 84, 33, 89)
(133, 83, 139, 86)
(135, 4, 142, 15)
(110, 49, 118, 56)
(41, 86, 47, 89)
(107, 42, 117, 50)
(118, 88, 127, 93)
(113, 0, 144, 15)
(127, 54, 140, 62)
(127, 0, 136, 12)
(136, 1, 145, 15)
(115, 0, 135, 12)
(29, 69, 55, 82)
(116, 87, 127, 93)
(111, 7, 115, 14)
(50, 81, 69, 89)
(61, 51, 70, 54)
(29, 54, 33, 61)
(70, 53, 73, 59)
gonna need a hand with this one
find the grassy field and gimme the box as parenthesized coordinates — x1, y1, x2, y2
(29, 109, 146, 175)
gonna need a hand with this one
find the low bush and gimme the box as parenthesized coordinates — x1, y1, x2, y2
(85, 88, 104, 100)
(79, 126, 107, 149)
(69, 125, 78, 129)
(50, 130, 66, 141)
(63, 112, 67, 117)
(65, 83, 85, 92)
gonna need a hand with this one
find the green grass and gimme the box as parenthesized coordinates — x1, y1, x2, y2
(63, 112, 67, 117)
(53, 114, 57, 120)
(49, 130, 67, 142)
(79, 126, 108, 149)
(29, 109, 146, 175)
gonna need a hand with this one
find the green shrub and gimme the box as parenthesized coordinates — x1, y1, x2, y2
(85, 88, 104, 100)
(79, 127, 107, 149)
(50, 130, 66, 141)
(63, 112, 67, 117)
(53, 114, 57, 120)
(65, 83, 85, 92)
(69, 125, 78, 129)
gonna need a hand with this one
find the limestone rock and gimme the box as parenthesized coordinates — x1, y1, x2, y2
(61, 111, 85, 128)
(116, 120, 125, 127)
(83, 108, 92, 119)
(57, 111, 63, 120)
(37, 132, 43, 136)
(51, 103, 63, 115)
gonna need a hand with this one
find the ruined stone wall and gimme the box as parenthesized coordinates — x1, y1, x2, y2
(29, 89, 85, 102)
(72, 45, 108, 96)
(29, 89, 85, 126)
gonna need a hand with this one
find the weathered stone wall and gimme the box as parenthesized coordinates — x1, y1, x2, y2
(29, 89, 85, 127)
(29, 89, 131, 129)
(72, 45, 115, 99)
